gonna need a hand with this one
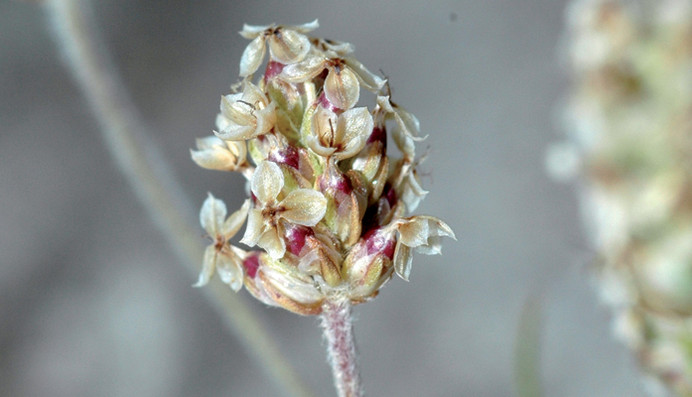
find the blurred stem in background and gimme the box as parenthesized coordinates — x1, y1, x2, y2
(42, 0, 313, 395)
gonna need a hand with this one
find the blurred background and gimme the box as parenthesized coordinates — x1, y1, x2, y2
(0, 0, 648, 396)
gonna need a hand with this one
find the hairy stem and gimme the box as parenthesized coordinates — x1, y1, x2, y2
(43, 1, 312, 396)
(321, 299, 363, 397)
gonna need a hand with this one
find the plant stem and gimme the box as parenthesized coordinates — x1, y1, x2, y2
(43, 1, 312, 396)
(321, 299, 363, 397)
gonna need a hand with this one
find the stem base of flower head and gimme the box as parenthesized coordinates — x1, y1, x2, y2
(320, 299, 362, 397)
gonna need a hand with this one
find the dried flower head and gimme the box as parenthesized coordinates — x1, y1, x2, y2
(192, 20, 455, 315)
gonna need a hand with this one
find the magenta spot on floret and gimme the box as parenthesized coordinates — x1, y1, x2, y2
(364, 228, 395, 259)
(383, 183, 397, 208)
(264, 61, 285, 80)
(382, 240, 395, 259)
(318, 172, 352, 195)
(367, 126, 386, 145)
(317, 92, 342, 113)
(243, 255, 260, 279)
(269, 146, 300, 169)
(334, 174, 352, 195)
(286, 226, 314, 255)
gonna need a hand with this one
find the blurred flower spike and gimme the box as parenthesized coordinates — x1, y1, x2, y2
(191, 20, 455, 315)
(557, 0, 692, 394)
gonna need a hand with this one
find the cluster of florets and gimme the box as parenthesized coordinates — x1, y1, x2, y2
(191, 20, 454, 315)
(553, 0, 692, 394)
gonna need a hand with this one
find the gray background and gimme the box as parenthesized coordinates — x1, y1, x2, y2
(1, 1, 647, 396)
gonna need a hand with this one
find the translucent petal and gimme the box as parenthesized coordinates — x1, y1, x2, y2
(324, 67, 360, 110)
(258, 228, 286, 259)
(222, 199, 251, 238)
(398, 216, 456, 249)
(425, 217, 456, 239)
(253, 102, 277, 137)
(398, 217, 430, 247)
(344, 57, 386, 92)
(400, 171, 429, 212)
(200, 193, 227, 236)
(307, 106, 338, 156)
(396, 106, 423, 140)
(240, 208, 264, 247)
(241, 81, 267, 104)
(376, 97, 427, 158)
(239, 23, 270, 39)
(220, 94, 255, 126)
(194, 135, 225, 150)
(216, 251, 244, 291)
(280, 55, 327, 82)
(261, 265, 323, 303)
(226, 140, 247, 161)
(194, 245, 217, 287)
(214, 123, 255, 141)
(335, 107, 373, 159)
(215, 113, 231, 131)
(393, 243, 413, 281)
(415, 237, 443, 255)
(251, 161, 284, 203)
(268, 29, 311, 64)
(317, 39, 354, 57)
(240, 35, 266, 77)
(306, 134, 338, 157)
(292, 19, 319, 34)
(280, 189, 327, 226)
(190, 147, 236, 171)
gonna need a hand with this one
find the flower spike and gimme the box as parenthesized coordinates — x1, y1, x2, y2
(192, 21, 454, 315)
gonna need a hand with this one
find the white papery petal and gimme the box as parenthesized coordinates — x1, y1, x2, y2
(240, 35, 266, 76)
(281, 189, 327, 226)
(259, 228, 286, 259)
(216, 252, 244, 291)
(239, 23, 270, 39)
(240, 208, 264, 247)
(190, 147, 235, 171)
(194, 245, 217, 287)
(398, 217, 430, 247)
(306, 134, 338, 157)
(215, 113, 231, 131)
(292, 19, 319, 33)
(261, 265, 323, 303)
(220, 94, 255, 125)
(393, 243, 413, 281)
(400, 171, 429, 212)
(251, 161, 284, 203)
(415, 237, 443, 255)
(398, 216, 456, 249)
(325, 67, 360, 109)
(254, 102, 277, 136)
(242, 81, 267, 104)
(307, 106, 338, 156)
(281, 55, 327, 82)
(214, 124, 255, 141)
(335, 107, 373, 159)
(268, 29, 311, 64)
(344, 57, 386, 92)
(318, 39, 354, 57)
(200, 193, 227, 236)
(195, 136, 225, 150)
(222, 199, 251, 238)
(396, 106, 423, 140)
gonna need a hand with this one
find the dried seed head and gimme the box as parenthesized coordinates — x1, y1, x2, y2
(191, 20, 454, 314)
